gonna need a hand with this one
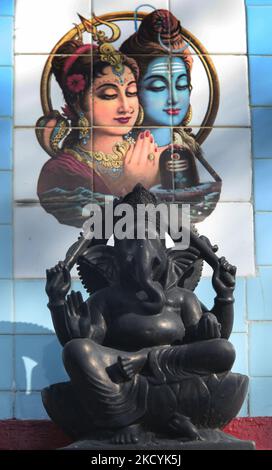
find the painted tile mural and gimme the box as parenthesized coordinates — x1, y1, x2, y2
(13, 0, 253, 278)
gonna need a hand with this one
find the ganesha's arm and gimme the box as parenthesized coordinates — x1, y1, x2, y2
(84, 294, 107, 344)
(180, 290, 203, 343)
(209, 257, 236, 339)
(199, 299, 233, 340)
(210, 297, 234, 339)
(196, 277, 234, 339)
(46, 262, 74, 346)
(48, 300, 72, 347)
(48, 291, 107, 347)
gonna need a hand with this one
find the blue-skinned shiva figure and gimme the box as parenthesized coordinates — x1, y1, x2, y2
(120, 9, 222, 220)
(138, 57, 191, 139)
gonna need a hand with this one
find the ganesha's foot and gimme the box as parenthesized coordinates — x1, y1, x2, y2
(111, 423, 142, 445)
(168, 413, 202, 441)
(117, 353, 148, 381)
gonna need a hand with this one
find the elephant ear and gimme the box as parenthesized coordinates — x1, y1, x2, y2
(76, 245, 120, 295)
(166, 225, 203, 291)
(166, 248, 203, 291)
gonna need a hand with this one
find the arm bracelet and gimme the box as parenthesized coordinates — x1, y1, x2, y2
(214, 296, 234, 305)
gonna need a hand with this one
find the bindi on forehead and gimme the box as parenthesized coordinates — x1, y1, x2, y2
(94, 71, 134, 89)
(115, 70, 135, 85)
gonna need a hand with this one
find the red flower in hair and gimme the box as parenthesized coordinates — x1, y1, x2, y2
(66, 74, 86, 93)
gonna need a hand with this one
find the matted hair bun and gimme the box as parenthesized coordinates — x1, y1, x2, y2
(120, 9, 193, 71)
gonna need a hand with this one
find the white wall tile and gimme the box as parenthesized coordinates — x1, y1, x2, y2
(92, 0, 170, 20)
(91, 0, 170, 51)
(15, 0, 246, 54)
(15, 55, 65, 127)
(170, 0, 247, 54)
(15, 0, 91, 53)
(200, 128, 252, 202)
(190, 55, 250, 127)
(197, 202, 255, 277)
(14, 205, 80, 278)
(14, 128, 49, 201)
(213, 55, 250, 126)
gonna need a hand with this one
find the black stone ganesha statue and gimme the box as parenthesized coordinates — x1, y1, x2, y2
(42, 184, 252, 449)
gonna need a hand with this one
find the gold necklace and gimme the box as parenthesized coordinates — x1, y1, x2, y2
(64, 141, 131, 175)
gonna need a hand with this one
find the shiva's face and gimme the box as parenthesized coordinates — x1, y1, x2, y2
(138, 57, 190, 127)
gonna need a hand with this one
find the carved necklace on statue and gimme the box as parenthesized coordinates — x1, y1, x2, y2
(65, 139, 134, 178)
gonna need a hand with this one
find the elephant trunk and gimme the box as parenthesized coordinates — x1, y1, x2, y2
(136, 270, 166, 315)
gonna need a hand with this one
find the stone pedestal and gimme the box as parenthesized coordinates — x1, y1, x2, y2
(61, 429, 255, 450)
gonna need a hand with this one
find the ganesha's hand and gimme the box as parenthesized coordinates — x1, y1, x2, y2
(197, 312, 221, 340)
(122, 130, 160, 191)
(212, 256, 237, 299)
(199, 235, 218, 254)
(66, 291, 91, 338)
(46, 261, 71, 303)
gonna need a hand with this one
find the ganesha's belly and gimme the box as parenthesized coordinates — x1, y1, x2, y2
(105, 309, 185, 351)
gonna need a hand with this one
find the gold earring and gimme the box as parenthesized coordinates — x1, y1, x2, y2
(135, 104, 144, 126)
(182, 104, 192, 126)
(78, 112, 90, 144)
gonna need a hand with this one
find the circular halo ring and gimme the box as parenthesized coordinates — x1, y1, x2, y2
(40, 11, 219, 145)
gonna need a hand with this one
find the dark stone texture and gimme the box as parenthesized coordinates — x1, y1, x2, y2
(43, 184, 254, 449)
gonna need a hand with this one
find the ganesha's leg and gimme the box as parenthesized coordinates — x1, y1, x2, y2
(149, 339, 235, 379)
(63, 338, 148, 429)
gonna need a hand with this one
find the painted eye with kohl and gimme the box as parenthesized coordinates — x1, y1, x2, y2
(138, 56, 191, 127)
